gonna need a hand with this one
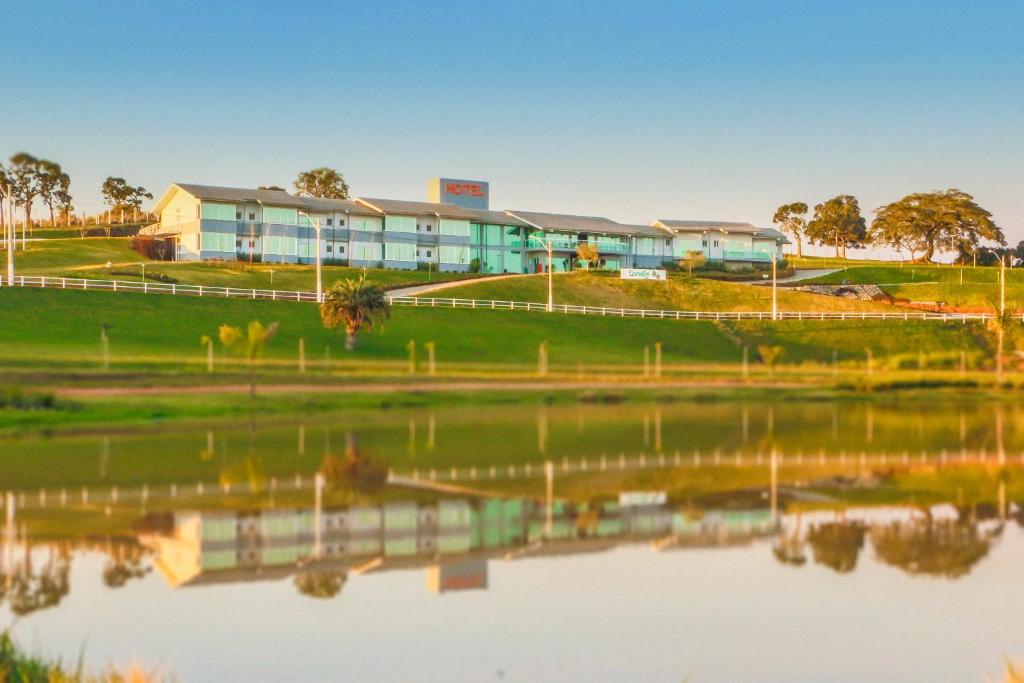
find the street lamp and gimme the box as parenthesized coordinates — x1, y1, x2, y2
(297, 211, 323, 303)
(979, 247, 1006, 317)
(0, 181, 13, 285)
(768, 253, 779, 321)
(532, 234, 555, 312)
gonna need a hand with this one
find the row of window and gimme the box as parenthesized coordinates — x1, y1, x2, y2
(205, 232, 469, 263)
(202, 202, 484, 237)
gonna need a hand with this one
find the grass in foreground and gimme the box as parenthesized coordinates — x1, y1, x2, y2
(0, 631, 166, 683)
(428, 270, 897, 313)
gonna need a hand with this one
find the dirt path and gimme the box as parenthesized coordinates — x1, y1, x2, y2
(54, 378, 802, 398)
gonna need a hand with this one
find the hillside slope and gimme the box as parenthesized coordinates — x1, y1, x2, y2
(426, 271, 897, 313)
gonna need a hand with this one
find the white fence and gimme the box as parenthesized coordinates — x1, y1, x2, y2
(0, 274, 1004, 322)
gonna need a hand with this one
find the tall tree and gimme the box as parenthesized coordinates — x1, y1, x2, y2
(871, 189, 1003, 263)
(37, 160, 65, 226)
(294, 167, 350, 199)
(805, 195, 867, 258)
(772, 202, 808, 258)
(7, 153, 42, 227)
(101, 177, 153, 214)
(53, 172, 73, 225)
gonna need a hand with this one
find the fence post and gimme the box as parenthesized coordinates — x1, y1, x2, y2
(404, 340, 416, 374)
(426, 342, 436, 376)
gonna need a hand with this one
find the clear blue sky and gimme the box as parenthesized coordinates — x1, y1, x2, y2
(2, 0, 1021, 247)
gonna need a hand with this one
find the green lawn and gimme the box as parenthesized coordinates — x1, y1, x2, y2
(431, 270, 896, 313)
(13, 237, 479, 291)
(801, 264, 1022, 310)
(0, 287, 742, 368)
(0, 286, 1004, 376)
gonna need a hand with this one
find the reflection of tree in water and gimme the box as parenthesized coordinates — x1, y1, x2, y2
(807, 522, 866, 574)
(294, 570, 347, 599)
(102, 542, 151, 588)
(2, 543, 71, 616)
(871, 516, 992, 579)
(319, 432, 387, 493)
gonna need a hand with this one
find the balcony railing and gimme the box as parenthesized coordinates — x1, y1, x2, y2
(724, 250, 774, 262)
(524, 238, 629, 253)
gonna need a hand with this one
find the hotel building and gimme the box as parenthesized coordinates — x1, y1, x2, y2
(148, 177, 787, 273)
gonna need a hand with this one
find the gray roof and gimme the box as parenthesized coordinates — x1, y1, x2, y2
(356, 197, 478, 219)
(165, 183, 308, 209)
(620, 223, 673, 237)
(464, 209, 532, 228)
(299, 196, 378, 215)
(507, 210, 637, 236)
(657, 219, 789, 241)
(158, 183, 379, 215)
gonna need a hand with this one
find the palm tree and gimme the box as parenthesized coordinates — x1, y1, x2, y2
(320, 275, 390, 351)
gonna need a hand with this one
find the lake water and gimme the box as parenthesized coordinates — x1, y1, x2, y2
(2, 400, 1023, 681)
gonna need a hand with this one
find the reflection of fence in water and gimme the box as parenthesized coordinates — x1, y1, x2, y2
(5, 446, 1019, 510)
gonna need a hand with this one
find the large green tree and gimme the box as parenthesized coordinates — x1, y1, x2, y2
(805, 195, 868, 258)
(101, 176, 153, 214)
(7, 153, 43, 227)
(772, 202, 808, 258)
(294, 167, 350, 199)
(37, 160, 66, 226)
(871, 189, 1003, 263)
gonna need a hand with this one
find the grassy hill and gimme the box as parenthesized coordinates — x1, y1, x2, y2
(14, 237, 477, 290)
(0, 287, 998, 372)
(0, 287, 741, 369)
(801, 264, 1023, 311)
(428, 270, 897, 313)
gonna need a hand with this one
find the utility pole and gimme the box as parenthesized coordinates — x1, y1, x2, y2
(770, 254, 778, 321)
(297, 211, 323, 303)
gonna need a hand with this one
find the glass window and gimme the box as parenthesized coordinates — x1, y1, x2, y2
(385, 215, 416, 233)
(439, 219, 471, 237)
(262, 206, 298, 225)
(385, 242, 416, 262)
(440, 245, 470, 264)
(201, 232, 234, 252)
(200, 202, 236, 221)
(351, 242, 382, 261)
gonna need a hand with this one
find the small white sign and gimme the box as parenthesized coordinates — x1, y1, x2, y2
(620, 268, 667, 281)
(619, 491, 668, 506)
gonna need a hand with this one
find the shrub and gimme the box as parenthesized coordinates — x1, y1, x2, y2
(0, 386, 58, 410)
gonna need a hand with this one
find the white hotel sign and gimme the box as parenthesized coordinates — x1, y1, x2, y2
(620, 268, 667, 281)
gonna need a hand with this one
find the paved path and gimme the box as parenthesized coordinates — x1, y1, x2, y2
(749, 268, 841, 285)
(388, 272, 535, 297)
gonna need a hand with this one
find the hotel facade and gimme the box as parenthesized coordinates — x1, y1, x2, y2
(148, 177, 787, 273)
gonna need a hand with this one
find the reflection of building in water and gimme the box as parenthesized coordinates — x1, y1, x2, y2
(145, 497, 777, 590)
(426, 558, 488, 594)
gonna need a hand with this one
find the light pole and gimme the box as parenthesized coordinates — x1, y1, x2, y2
(769, 253, 779, 321)
(980, 247, 1006, 317)
(297, 211, 323, 303)
(535, 235, 554, 312)
(0, 183, 13, 285)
